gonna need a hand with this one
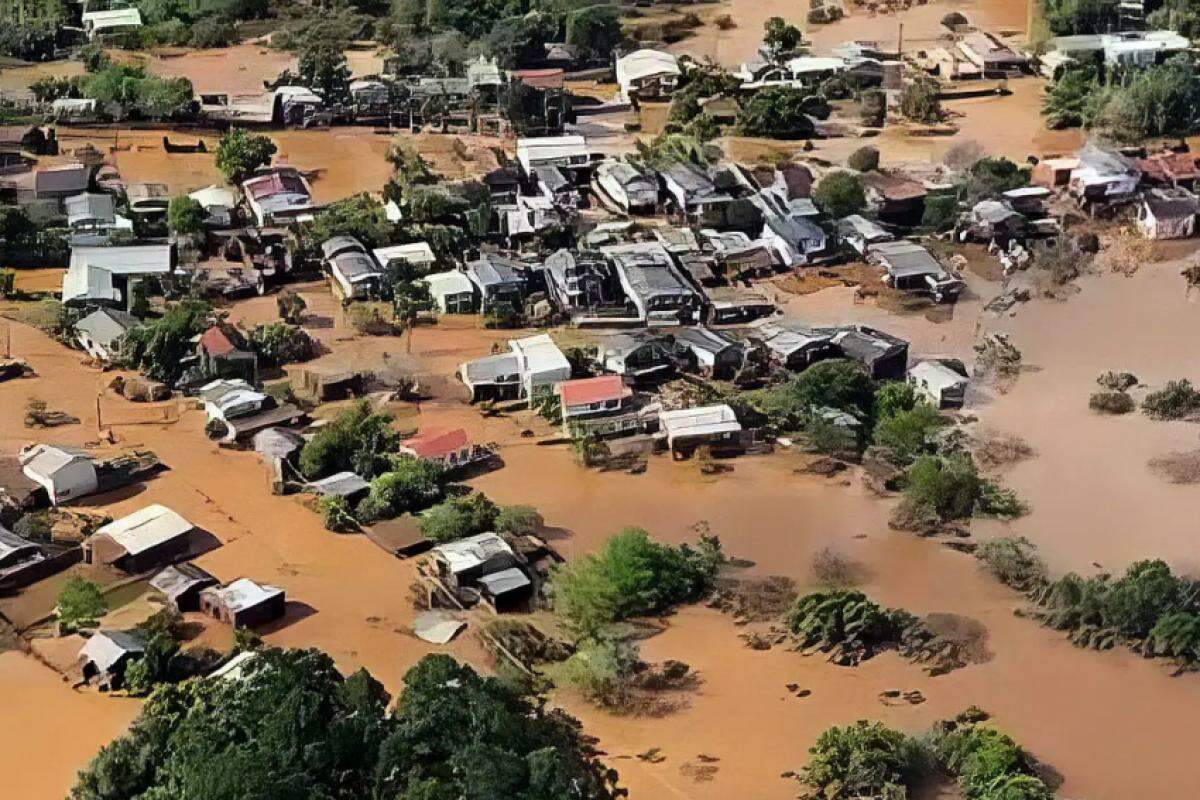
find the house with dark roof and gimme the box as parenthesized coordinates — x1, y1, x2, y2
(149, 562, 218, 612)
(1137, 188, 1198, 240)
(602, 242, 702, 325)
(35, 164, 91, 207)
(828, 325, 909, 380)
(322, 236, 383, 301)
(671, 326, 745, 380)
(761, 215, 829, 266)
(597, 332, 677, 380)
(861, 171, 928, 223)
(465, 254, 528, 314)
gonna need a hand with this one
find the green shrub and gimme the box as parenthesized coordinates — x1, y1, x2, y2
(976, 536, 1047, 591)
(417, 493, 498, 543)
(321, 494, 356, 532)
(550, 528, 723, 638)
(546, 635, 639, 709)
(812, 171, 866, 218)
(299, 400, 400, 480)
(902, 453, 982, 521)
(57, 577, 106, 630)
(248, 322, 319, 366)
(1143, 379, 1200, 420)
(1089, 391, 1135, 414)
(847, 146, 880, 172)
(355, 458, 445, 523)
(798, 720, 924, 800)
(495, 505, 544, 536)
(872, 403, 944, 465)
(786, 590, 913, 653)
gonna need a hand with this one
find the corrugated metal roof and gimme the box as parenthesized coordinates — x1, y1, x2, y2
(95, 504, 193, 557)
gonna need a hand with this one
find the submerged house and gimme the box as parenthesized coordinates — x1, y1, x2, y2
(516, 136, 594, 183)
(671, 326, 745, 380)
(149, 562, 218, 613)
(861, 172, 927, 223)
(465, 255, 527, 314)
(36, 164, 91, 207)
(18, 444, 98, 506)
(82, 8, 143, 39)
(421, 270, 477, 314)
(431, 532, 532, 611)
(200, 578, 286, 628)
(597, 332, 677, 380)
(838, 214, 894, 256)
(829, 325, 909, 380)
(616, 49, 682, 101)
(869, 240, 964, 303)
(398, 428, 486, 472)
(64, 193, 127, 238)
(956, 31, 1030, 74)
(658, 405, 743, 456)
(1137, 188, 1198, 240)
(542, 249, 612, 312)
(749, 319, 836, 371)
(79, 630, 145, 690)
(198, 325, 258, 384)
(75, 307, 139, 364)
(83, 504, 194, 573)
(593, 160, 659, 213)
(555, 375, 639, 438)
(761, 215, 828, 266)
(458, 333, 571, 402)
(603, 242, 701, 325)
(242, 168, 318, 226)
(660, 162, 729, 222)
(1068, 143, 1141, 206)
(908, 359, 969, 409)
(323, 237, 382, 301)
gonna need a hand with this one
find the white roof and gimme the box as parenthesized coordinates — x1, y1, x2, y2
(95, 504, 193, 556)
(0, 526, 39, 562)
(909, 360, 968, 389)
(18, 443, 91, 478)
(189, 185, 236, 210)
(70, 245, 172, 276)
(374, 242, 436, 266)
(210, 650, 258, 681)
(82, 8, 143, 30)
(509, 333, 571, 377)
(432, 532, 514, 574)
(62, 263, 118, 304)
(207, 578, 283, 613)
(659, 404, 742, 439)
(1002, 186, 1052, 200)
(421, 270, 474, 297)
(786, 56, 849, 75)
(616, 49, 681, 85)
(516, 136, 590, 172)
(78, 630, 144, 673)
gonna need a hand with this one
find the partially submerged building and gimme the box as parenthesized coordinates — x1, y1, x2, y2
(242, 168, 318, 227)
(421, 270, 477, 314)
(84, 504, 194, 573)
(616, 49, 682, 101)
(658, 405, 743, 456)
(18, 444, 98, 506)
(869, 240, 964, 303)
(398, 428, 487, 472)
(829, 325, 909, 380)
(79, 630, 145, 690)
(459, 333, 571, 402)
(75, 307, 139, 364)
(555, 375, 640, 438)
(200, 578, 286, 628)
(62, 244, 174, 307)
(671, 326, 745, 380)
(82, 8, 144, 39)
(431, 532, 530, 611)
(603, 242, 702, 325)
(1136, 188, 1198, 240)
(593, 160, 659, 214)
(149, 562, 218, 613)
(465, 254, 528, 314)
(908, 359, 969, 409)
(323, 236, 382, 300)
(597, 332, 677, 380)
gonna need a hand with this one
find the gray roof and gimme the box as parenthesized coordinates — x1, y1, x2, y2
(307, 471, 369, 497)
(871, 240, 945, 279)
(766, 215, 826, 247)
(36, 164, 90, 195)
(461, 353, 520, 383)
(75, 308, 139, 348)
(467, 255, 526, 289)
(65, 193, 116, 226)
(533, 166, 571, 193)
(662, 162, 720, 200)
(828, 326, 908, 363)
(149, 562, 217, 601)
(79, 630, 145, 673)
(478, 566, 531, 596)
(321, 236, 367, 260)
(0, 526, 40, 563)
(671, 326, 741, 355)
(252, 427, 306, 459)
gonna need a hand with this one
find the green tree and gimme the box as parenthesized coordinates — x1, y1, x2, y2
(355, 457, 446, 522)
(847, 146, 880, 172)
(872, 402, 944, 465)
(812, 171, 866, 218)
(899, 75, 942, 123)
(299, 400, 401, 479)
(737, 85, 817, 139)
(872, 381, 916, 420)
(121, 300, 212, 384)
(308, 193, 393, 249)
(798, 720, 923, 800)
(57, 577, 107, 630)
(902, 453, 982, 521)
(417, 492, 499, 542)
(565, 4, 623, 62)
(1043, 0, 1119, 35)
(215, 129, 278, 184)
(247, 322, 319, 366)
(762, 16, 804, 61)
(1042, 65, 1099, 129)
(167, 195, 207, 236)
(297, 42, 352, 102)
(495, 504, 544, 536)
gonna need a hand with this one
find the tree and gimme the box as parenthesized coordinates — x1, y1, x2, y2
(299, 400, 401, 479)
(1088, 56, 1200, 142)
(189, 17, 239, 48)
(1042, 65, 1099, 129)
(812, 171, 866, 218)
(872, 402, 944, 465)
(308, 193, 393, 249)
(297, 43, 352, 103)
(550, 528, 723, 638)
(565, 4, 623, 62)
(121, 300, 212, 384)
(167, 196, 207, 236)
(57, 577, 107, 630)
(762, 16, 804, 61)
(247, 322, 319, 366)
(495, 504, 544, 536)
(847, 146, 880, 172)
(902, 453, 982, 521)
(798, 720, 924, 800)
(1043, 0, 1119, 35)
(276, 290, 307, 324)
(899, 75, 942, 123)
(417, 493, 499, 543)
(872, 381, 916, 421)
(355, 457, 446, 522)
(737, 85, 818, 139)
(215, 129, 277, 184)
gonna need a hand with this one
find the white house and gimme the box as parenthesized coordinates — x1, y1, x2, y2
(75, 307, 139, 363)
(18, 444, 99, 505)
(658, 405, 742, 452)
(908, 360, 969, 409)
(458, 333, 571, 402)
(420, 270, 477, 313)
(616, 49, 681, 101)
(84, 504, 195, 572)
(373, 242, 438, 273)
(62, 244, 173, 306)
(82, 8, 143, 39)
(188, 185, 237, 228)
(516, 136, 593, 178)
(593, 160, 658, 213)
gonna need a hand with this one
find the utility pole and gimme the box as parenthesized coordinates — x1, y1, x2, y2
(898, 22, 904, 56)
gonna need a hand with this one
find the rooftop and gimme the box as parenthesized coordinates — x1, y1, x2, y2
(206, 578, 284, 613)
(557, 375, 631, 407)
(95, 504, 193, 556)
(401, 428, 471, 460)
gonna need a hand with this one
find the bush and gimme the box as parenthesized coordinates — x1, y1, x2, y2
(417, 493, 498, 543)
(922, 193, 959, 231)
(786, 590, 913, 655)
(215, 130, 277, 184)
(931, 721, 1051, 800)
(798, 721, 925, 800)
(976, 536, 1047, 591)
(902, 453, 982, 521)
(167, 196, 207, 236)
(190, 17, 239, 48)
(812, 171, 867, 218)
(872, 403, 944, 465)
(299, 400, 400, 480)
(860, 90, 886, 126)
(1089, 391, 1135, 415)
(899, 75, 943, 123)
(805, 418, 861, 458)
(320, 494, 356, 532)
(847, 146, 880, 172)
(550, 528, 723, 638)
(737, 85, 817, 139)
(1143, 379, 1200, 420)
(546, 635, 639, 709)
(248, 322, 319, 366)
(57, 577, 106, 630)
(121, 300, 211, 384)
(495, 504, 544, 536)
(354, 458, 445, 523)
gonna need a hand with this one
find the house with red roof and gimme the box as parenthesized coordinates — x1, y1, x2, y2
(197, 325, 257, 384)
(554, 375, 644, 439)
(398, 428, 489, 472)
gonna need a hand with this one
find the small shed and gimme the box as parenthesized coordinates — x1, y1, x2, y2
(671, 326, 745, 380)
(19, 444, 99, 505)
(79, 630, 145, 689)
(477, 566, 533, 612)
(84, 504, 194, 573)
(431, 532, 518, 588)
(421, 270, 477, 314)
(908, 360, 969, 409)
(75, 307, 139, 363)
(199, 578, 286, 629)
(149, 562, 218, 612)
(306, 472, 370, 502)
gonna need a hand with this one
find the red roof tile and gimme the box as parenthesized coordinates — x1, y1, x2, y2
(557, 375, 630, 407)
(200, 326, 237, 356)
(513, 68, 565, 90)
(401, 428, 470, 459)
